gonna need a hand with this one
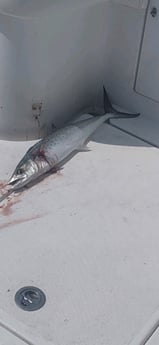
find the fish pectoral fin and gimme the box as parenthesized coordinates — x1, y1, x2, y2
(77, 145, 91, 152)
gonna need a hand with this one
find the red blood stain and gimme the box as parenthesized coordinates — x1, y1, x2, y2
(0, 198, 21, 216)
(39, 149, 45, 156)
(0, 180, 7, 189)
(0, 214, 43, 230)
(0, 191, 21, 216)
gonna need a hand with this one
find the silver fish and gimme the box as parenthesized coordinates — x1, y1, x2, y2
(4, 86, 139, 194)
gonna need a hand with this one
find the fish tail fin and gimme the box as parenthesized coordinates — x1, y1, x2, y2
(103, 86, 114, 114)
(89, 86, 140, 121)
(102, 85, 140, 121)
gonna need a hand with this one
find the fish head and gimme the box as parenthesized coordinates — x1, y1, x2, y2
(8, 158, 40, 189)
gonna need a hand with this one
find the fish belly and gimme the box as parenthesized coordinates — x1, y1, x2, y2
(40, 115, 108, 167)
(41, 125, 85, 166)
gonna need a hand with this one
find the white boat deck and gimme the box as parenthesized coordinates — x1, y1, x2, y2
(0, 118, 159, 345)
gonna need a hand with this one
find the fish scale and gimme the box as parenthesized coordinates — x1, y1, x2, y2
(40, 116, 110, 165)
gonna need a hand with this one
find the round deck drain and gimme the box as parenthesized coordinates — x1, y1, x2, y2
(15, 286, 46, 311)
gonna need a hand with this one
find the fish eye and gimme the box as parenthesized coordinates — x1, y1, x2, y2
(17, 168, 24, 175)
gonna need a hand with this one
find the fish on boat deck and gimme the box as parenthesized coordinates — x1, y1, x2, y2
(0, 86, 140, 202)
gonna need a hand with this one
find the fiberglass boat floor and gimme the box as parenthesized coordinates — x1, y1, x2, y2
(0, 122, 159, 345)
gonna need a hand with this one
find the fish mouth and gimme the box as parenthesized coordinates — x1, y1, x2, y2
(8, 176, 24, 189)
